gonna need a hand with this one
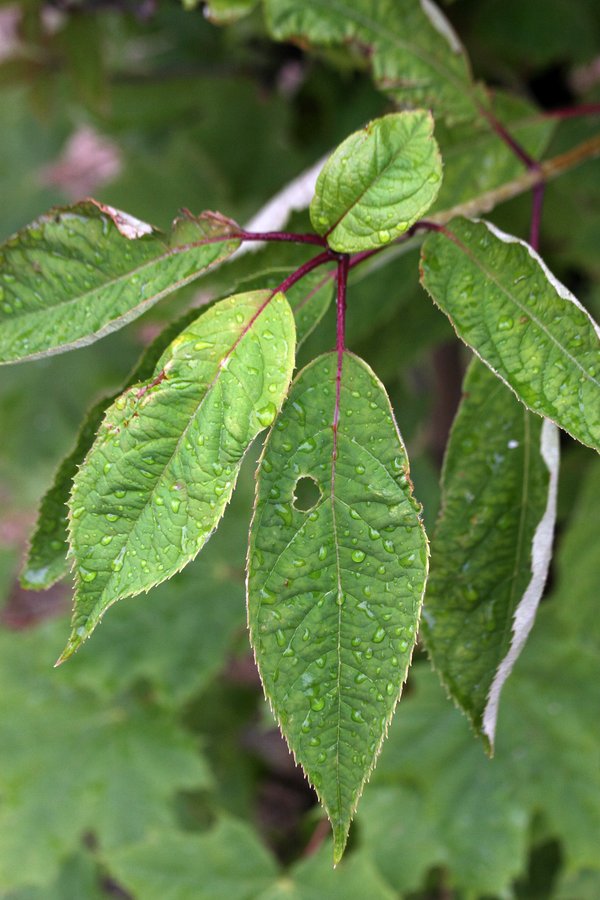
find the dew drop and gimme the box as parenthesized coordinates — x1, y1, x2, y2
(372, 627, 386, 643)
(310, 696, 325, 712)
(351, 549, 366, 563)
(498, 316, 514, 331)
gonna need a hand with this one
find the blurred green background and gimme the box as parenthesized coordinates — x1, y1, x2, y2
(0, 1, 599, 897)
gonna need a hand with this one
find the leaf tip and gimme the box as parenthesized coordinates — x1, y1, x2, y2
(332, 822, 349, 866)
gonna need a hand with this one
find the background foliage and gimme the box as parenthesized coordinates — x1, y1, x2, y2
(0, 0, 599, 897)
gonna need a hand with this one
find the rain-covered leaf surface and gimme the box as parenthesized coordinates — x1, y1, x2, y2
(248, 351, 428, 862)
(420, 217, 600, 450)
(422, 360, 559, 748)
(0, 202, 240, 363)
(66, 457, 252, 706)
(311, 112, 442, 252)
(358, 462, 600, 896)
(0, 618, 211, 891)
(264, 0, 481, 123)
(20, 309, 202, 592)
(63, 290, 295, 660)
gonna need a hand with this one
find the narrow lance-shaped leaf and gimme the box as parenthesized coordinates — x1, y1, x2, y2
(420, 217, 600, 451)
(264, 0, 482, 124)
(247, 351, 428, 863)
(0, 201, 241, 364)
(421, 360, 559, 750)
(20, 308, 203, 591)
(310, 112, 442, 253)
(61, 290, 296, 662)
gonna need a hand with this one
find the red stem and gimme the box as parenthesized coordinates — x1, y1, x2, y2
(530, 183, 545, 251)
(274, 250, 332, 295)
(544, 103, 600, 119)
(240, 229, 327, 247)
(332, 254, 349, 459)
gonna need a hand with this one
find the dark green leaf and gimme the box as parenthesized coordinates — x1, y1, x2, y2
(420, 217, 600, 450)
(248, 351, 428, 862)
(264, 0, 482, 123)
(0, 202, 240, 363)
(422, 359, 559, 749)
(0, 619, 211, 891)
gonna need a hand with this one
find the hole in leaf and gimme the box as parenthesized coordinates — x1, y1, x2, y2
(292, 476, 322, 512)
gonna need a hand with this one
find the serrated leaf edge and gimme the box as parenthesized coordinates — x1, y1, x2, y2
(246, 350, 429, 864)
(59, 291, 295, 663)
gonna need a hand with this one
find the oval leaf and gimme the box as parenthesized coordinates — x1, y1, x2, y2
(0, 202, 240, 364)
(422, 360, 559, 750)
(310, 112, 442, 252)
(420, 217, 600, 450)
(247, 351, 428, 862)
(61, 290, 296, 662)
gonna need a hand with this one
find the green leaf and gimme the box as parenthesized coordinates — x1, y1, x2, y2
(358, 463, 600, 896)
(310, 111, 442, 252)
(65, 457, 253, 706)
(106, 818, 395, 900)
(232, 263, 335, 347)
(20, 308, 204, 592)
(0, 619, 211, 891)
(431, 91, 556, 213)
(422, 360, 559, 749)
(264, 0, 481, 123)
(106, 818, 278, 900)
(420, 217, 600, 450)
(247, 351, 428, 862)
(62, 290, 296, 661)
(0, 202, 240, 364)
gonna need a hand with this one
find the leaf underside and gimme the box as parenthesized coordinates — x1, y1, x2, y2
(422, 359, 559, 749)
(264, 0, 481, 124)
(420, 217, 600, 451)
(0, 202, 240, 363)
(310, 111, 442, 252)
(247, 351, 428, 862)
(63, 289, 296, 661)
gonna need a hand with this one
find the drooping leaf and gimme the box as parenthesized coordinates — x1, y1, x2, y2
(65, 456, 253, 706)
(0, 202, 240, 364)
(419, 217, 600, 450)
(62, 290, 295, 661)
(422, 359, 559, 749)
(0, 618, 211, 891)
(358, 462, 600, 896)
(247, 351, 428, 862)
(20, 308, 203, 592)
(264, 0, 482, 123)
(310, 112, 442, 252)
